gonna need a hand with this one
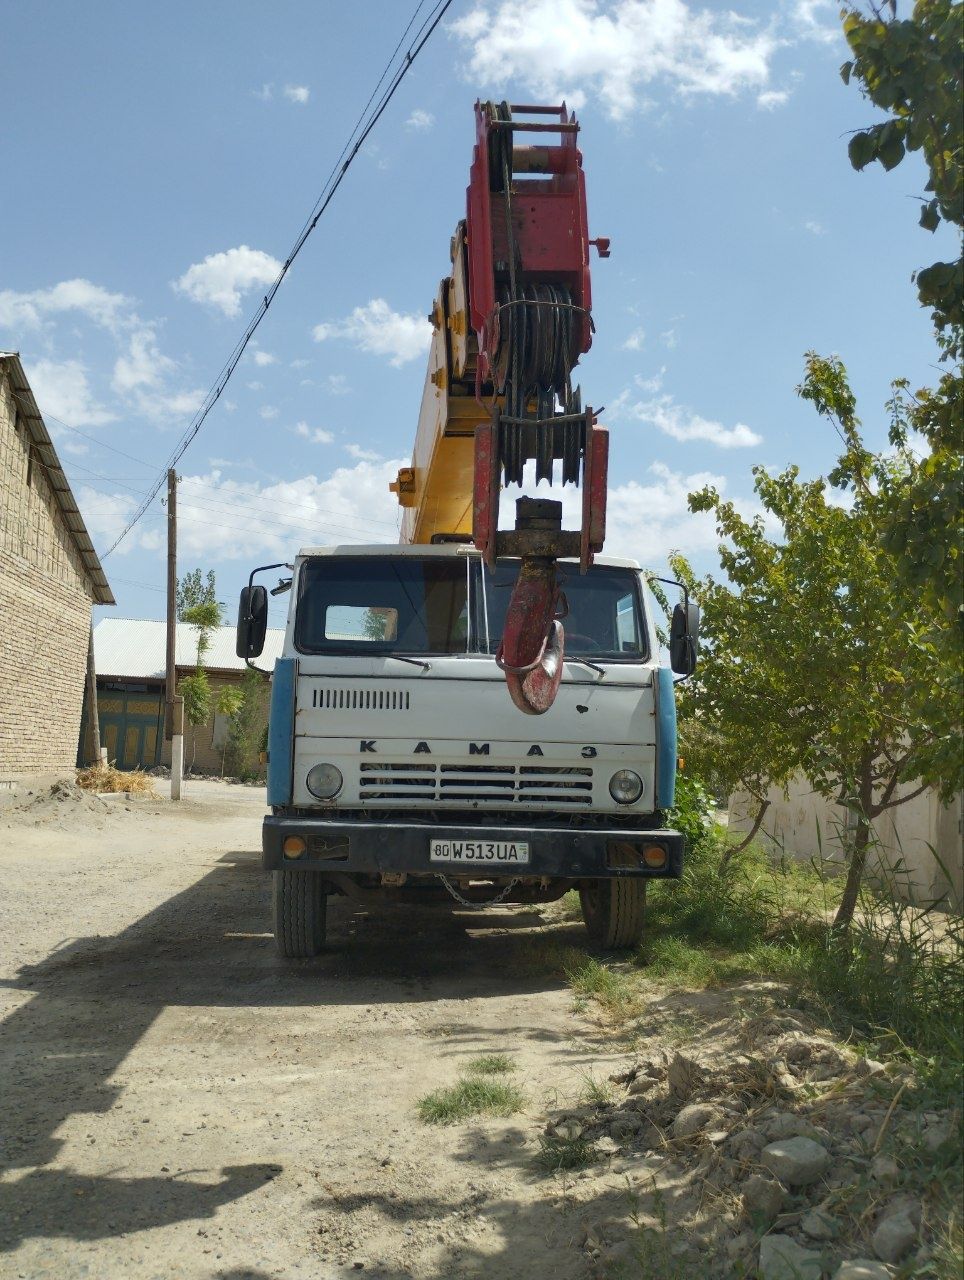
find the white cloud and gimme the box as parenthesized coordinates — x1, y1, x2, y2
(259, 405, 279, 421)
(327, 373, 350, 396)
(0, 278, 132, 334)
(290, 358, 311, 370)
(27, 358, 117, 427)
(757, 89, 789, 110)
(111, 327, 176, 395)
(252, 350, 277, 366)
(804, 219, 826, 236)
(254, 83, 273, 102)
(450, 0, 779, 120)
(621, 392, 762, 448)
(792, 0, 840, 44)
(345, 443, 381, 461)
(133, 386, 203, 423)
(294, 421, 335, 445)
(173, 462, 404, 559)
(172, 245, 282, 318)
(405, 108, 435, 131)
(283, 84, 310, 104)
(246, 380, 264, 391)
(622, 327, 646, 351)
(660, 327, 678, 349)
(313, 298, 431, 367)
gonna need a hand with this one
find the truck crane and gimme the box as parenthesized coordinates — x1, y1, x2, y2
(237, 102, 700, 959)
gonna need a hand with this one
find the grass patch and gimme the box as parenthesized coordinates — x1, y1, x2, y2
(565, 956, 640, 1022)
(536, 1131, 596, 1172)
(466, 1053, 516, 1076)
(416, 1076, 525, 1125)
(580, 1070, 615, 1108)
(76, 763, 155, 794)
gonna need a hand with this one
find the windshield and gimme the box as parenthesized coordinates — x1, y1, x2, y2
(483, 560, 646, 660)
(294, 555, 646, 660)
(295, 557, 472, 655)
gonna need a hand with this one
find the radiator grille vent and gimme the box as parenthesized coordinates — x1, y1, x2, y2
(358, 762, 593, 806)
(311, 687, 411, 711)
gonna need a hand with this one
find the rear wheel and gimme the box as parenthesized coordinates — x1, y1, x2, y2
(273, 870, 327, 957)
(579, 875, 646, 950)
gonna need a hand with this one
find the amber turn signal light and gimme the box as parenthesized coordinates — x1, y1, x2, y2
(642, 844, 667, 868)
(283, 836, 307, 858)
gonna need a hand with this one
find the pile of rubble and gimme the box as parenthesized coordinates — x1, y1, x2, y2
(542, 1008, 957, 1277)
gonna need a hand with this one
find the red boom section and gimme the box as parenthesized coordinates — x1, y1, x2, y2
(465, 101, 610, 715)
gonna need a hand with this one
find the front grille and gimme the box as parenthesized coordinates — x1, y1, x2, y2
(358, 762, 593, 805)
(310, 686, 411, 711)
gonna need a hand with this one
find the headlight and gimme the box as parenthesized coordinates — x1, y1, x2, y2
(306, 763, 343, 800)
(609, 769, 643, 804)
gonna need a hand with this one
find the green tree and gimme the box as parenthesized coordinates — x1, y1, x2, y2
(176, 568, 219, 621)
(840, 0, 963, 787)
(224, 667, 269, 779)
(686, 356, 947, 928)
(176, 572, 225, 769)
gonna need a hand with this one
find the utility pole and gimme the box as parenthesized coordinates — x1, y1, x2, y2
(165, 468, 177, 739)
(84, 619, 102, 766)
(164, 469, 183, 800)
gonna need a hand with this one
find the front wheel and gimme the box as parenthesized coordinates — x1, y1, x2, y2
(273, 870, 327, 957)
(579, 877, 646, 950)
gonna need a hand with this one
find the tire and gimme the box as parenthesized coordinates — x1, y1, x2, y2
(579, 874, 646, 950)
(273, 869, 327, 958)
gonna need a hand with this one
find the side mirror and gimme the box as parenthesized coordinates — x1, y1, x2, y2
(237, 585, 268, 659)
(669, 600, 699, 676)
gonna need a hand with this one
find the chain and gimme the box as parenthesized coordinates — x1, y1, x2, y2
(436, 874, 519, 908)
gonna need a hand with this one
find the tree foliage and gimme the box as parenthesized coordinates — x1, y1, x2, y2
(685, 355, 948, 927)
(176, 568, 219, 622)
(840, 0, 963, 768)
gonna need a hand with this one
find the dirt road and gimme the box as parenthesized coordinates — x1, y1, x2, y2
(0, 781, 636, 1280)
(2, 782, 948, 1280)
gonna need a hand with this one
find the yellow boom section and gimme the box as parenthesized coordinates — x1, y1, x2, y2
(391, 225, 495, 545)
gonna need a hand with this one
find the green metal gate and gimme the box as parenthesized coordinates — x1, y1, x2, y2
(79, 684, 164, 771)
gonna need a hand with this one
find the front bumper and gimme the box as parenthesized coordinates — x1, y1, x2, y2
(262, 814, 684, 879)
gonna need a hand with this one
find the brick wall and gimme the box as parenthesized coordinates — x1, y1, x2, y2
(0, 369, 95, 778)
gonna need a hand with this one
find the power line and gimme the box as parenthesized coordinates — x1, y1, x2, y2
(100, 0, 453, 559)
(41, 411, 161, 470)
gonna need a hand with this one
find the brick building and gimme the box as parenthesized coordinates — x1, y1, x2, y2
(84, 618, 283, 775)
(0, 352, 114, 782)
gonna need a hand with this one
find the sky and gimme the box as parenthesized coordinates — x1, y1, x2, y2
(1, 0, 951, 632)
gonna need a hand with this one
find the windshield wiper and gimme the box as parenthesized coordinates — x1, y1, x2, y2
(388, 655, 432, 671)
(565, 656, 606, 677)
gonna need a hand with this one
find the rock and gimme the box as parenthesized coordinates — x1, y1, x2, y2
(671, 1102, 724, 1138)
(729, 1127, 767, 1160)
(831, 1262, 892, 1280)
(627, 1075, 659, 1097)
(869, 1154, 899, 1185)
(764, 1112, 822, 1141)
(873, 1212, 916, 1264)
(856, 1056, 887, 1077)
(758, 1233, 822, 1280)
(667, 1051, 708, 1100)
(921, 1119, 953, 1153)
(593, 1135, 619, 1157)
(742, 1173, 784, 1223)
(800, 1207, 840, 1240)
(762, 1137, 832, 1186)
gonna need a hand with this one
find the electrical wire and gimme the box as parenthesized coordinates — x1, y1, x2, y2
(100, 0, 454, 559)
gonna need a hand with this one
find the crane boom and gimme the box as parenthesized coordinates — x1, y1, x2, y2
(391, 101, 610, 714)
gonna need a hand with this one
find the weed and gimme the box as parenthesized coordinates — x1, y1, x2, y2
(565, 956, 639, 1022)
(416, 1077, 525, 1124)
(579, 1071, 615, 1108)
(536, 1131, 596, 1172)
(466, 1053, 516, 1076)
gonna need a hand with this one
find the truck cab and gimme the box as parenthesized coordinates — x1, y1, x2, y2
(238, 543, 693, 957)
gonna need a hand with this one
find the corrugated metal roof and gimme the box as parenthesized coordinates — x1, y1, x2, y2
(1, 351, 115, 605)
(94, 617, 285, 679)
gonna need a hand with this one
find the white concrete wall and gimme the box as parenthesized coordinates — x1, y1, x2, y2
(729, 776, 963, 911)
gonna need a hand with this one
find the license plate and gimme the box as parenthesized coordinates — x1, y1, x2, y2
(429, 839, 530, 865)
